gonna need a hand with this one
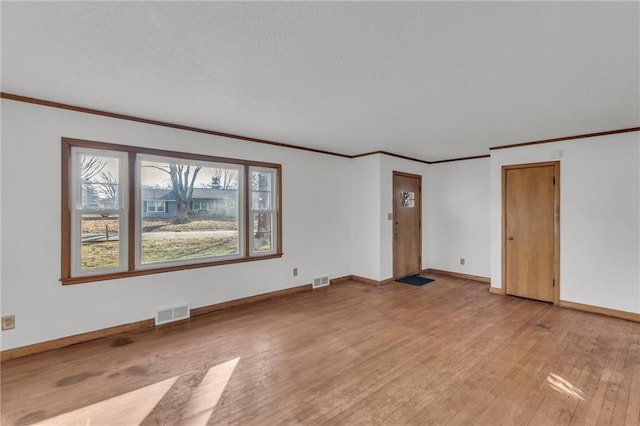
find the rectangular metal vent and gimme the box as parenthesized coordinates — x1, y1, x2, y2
(155, 303, 190, 326)
(312, 275, 330, 289)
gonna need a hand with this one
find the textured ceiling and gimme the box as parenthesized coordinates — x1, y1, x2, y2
(2, 2, 639, 161)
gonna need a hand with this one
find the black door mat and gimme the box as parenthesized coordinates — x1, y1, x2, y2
(396, 275, 435, 286)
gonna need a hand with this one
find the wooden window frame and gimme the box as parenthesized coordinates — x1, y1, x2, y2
(61, 137, 283, 285)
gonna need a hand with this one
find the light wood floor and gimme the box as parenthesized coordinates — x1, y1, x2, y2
(2, 275, 640, 425)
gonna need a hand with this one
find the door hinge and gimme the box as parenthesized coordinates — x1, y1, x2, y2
(553, 177, 556, 185)
(419, 219, 422, 228)
(552, 278, 555, 287)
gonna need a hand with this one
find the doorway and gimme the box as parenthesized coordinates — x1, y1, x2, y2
(502, 161, 559, 303)
(393, 171, 422, 279)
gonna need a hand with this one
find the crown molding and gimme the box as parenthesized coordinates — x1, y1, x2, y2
(3, 92, 637, 165)
(490, 127, 640, 151)
(429, 154, 490, 164)
(0, 92, 351, 159)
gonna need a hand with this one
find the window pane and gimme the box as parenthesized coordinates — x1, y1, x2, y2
(251, 191, 271, 210)
(79, 155, 120, 210)
(139, 158, 241, 265)
(251, 170, 272, 191)
(81, 214, 120, 270)
(252, 212, 273, 252)
(401, 191, 415, 208)
(250, 167, 276, 254)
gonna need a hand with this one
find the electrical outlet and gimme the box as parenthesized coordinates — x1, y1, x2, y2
(460, 258, 465, 265)
(387, 213, 393, 220)
(2, 315, 15, 331)
(293, 268, 298, 277)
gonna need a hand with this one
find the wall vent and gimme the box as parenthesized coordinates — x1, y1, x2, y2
(155, 303, 190, 326)
(312, 275, 330, 289)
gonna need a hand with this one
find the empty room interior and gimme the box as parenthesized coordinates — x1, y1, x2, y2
(1, 1, 640, 425)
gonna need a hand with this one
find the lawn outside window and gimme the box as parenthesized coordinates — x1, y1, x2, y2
(61, 138, 282, 285)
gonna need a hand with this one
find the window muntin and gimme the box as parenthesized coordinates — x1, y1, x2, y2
(136, 156, 243, 268)
(70, 148, 128, 276)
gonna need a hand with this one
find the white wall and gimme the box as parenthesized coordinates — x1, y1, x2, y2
(490, 132, 640, 313)
(349, 155, 382, 280)
(0, 100, 352, 350)
(0, 101, 3, 351)
(349, 154, 433, 281)
(426, 158, 491, 278)
(351, 154, 490, 282)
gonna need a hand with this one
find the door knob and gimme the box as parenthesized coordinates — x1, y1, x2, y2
(507, 236, 514, 240)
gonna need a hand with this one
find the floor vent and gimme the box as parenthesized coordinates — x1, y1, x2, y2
(155, 303, 190, 326)
(313, 275, 330, 289)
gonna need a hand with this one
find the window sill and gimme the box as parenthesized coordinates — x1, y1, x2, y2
(60, 252, 283, 285)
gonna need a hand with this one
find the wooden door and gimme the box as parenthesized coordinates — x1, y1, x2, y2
(393, 172, 422, 279)
(503, 162, 559, 303)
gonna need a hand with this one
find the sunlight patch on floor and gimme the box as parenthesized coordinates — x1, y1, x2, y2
(182, 357, 240, 426)
(29, 357, 240, 426)
(31, 376, 178, 426)
(546, 373, 585, 401)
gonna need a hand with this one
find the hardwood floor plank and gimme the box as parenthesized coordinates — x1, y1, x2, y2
(2, 277, 640, 425)
(476, 309, 579, 425)
(624, 361, 640, 425)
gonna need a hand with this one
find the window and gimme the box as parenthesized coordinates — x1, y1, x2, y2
(137, 155, 243, 268)
(250, 167, 277, 254)
(192, 200, 223, 211)
(69, 148, 128, 277)
(400, 191, 415, 208)
(191, 200, 208, 211)
(145, 201, 166, 213)
(62, 138, 282, 284)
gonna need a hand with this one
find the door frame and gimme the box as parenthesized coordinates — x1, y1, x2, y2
(392, 171, 422, 279)
(501, 161, 560, 304)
